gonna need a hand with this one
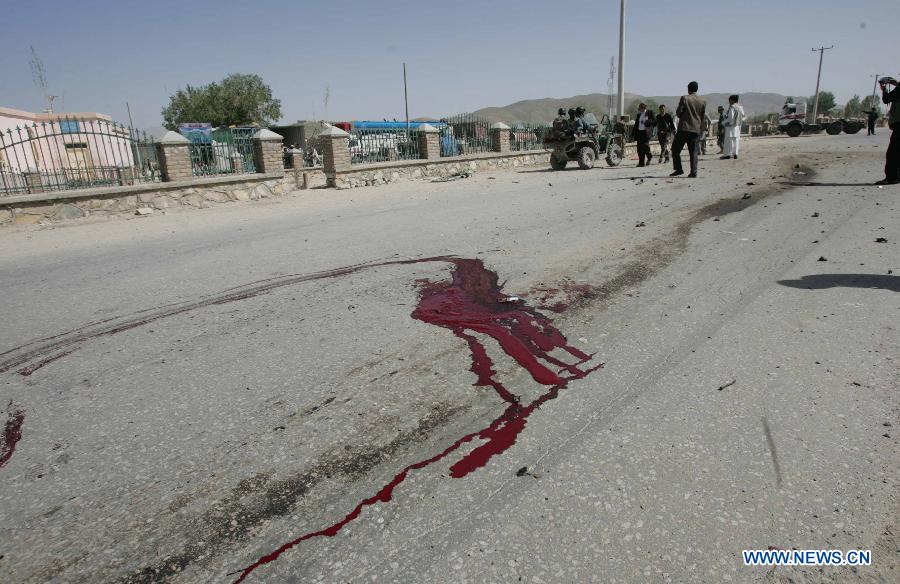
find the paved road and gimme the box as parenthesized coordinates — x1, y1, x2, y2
(0, 134, 897, 583)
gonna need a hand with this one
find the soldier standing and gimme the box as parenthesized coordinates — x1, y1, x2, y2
(866, 108, 878, 136)
(656, 104, 675, 163)
(716, 106, 726, 153)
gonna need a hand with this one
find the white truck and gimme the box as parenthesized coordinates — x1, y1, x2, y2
(779, 101, 864, 137)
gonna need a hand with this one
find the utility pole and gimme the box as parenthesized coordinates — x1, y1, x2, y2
(809, 45, 833, 123)
(871, 73, 882, 114)
(607, 57, 615, 116)
(126, 101, 143, 171)
(617, 0, 626, 118)
(403, 63, 410, 140)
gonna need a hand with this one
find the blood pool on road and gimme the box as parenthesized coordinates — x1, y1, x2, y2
(232, 257, 601, 583)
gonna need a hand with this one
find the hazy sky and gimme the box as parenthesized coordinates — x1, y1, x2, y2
(1, 0, 896, 129)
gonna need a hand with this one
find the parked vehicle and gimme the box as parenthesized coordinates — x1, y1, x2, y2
(543, 113, 624, 170)
(778, 101, 864, 137)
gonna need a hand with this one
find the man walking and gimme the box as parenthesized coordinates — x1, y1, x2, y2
(632, 103, 655, 167)
(656, 104, 675, 163)
(671, 81, 706, 177)
(698, 112, 711, 155)
(716, 106, 726, 153)
(720, 95, 745, 160)
(876, 76, 900, 185)
(866, 108, 878, 136)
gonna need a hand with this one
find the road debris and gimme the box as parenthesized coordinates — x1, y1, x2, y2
(635, 221, 646, 227)
(717, 379, 736, 391)
(741, 193, 751, 200)
(818, 256, 828, 262)
(135, 208, 154, 216)
(875, 237, 888, 243)
(811, 212, 820, 218)
(499, 296, 520, 303)
(432, 170, 473, 182)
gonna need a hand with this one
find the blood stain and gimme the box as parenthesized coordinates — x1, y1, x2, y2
(1, 401, 25, 468)
(0, 256, 602, 580)
(231, 258, 601, 582)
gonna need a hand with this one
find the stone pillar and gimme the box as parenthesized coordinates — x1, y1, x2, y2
(156, 130, 193, 182)
(491, 122, 510, 153)
(417, 124, 441, 159)
(318, 125, 351, 188)
(253, 128, 284, 175)
(24, 171, 43, 194)
(117, 166, 136, 186)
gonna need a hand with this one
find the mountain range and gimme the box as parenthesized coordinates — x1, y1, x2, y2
(470, 92, 788, 124)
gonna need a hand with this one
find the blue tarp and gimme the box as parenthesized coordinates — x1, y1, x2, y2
(351, 121, 447, 130)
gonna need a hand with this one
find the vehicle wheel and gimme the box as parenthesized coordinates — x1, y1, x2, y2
(843, 122, 862, 134)
(577, 147, 595, 169)
(550, 153, 568, 170)
(826, 121, 842, 135)
(606, 141, 623, 166)
(785, 123, 803, 138)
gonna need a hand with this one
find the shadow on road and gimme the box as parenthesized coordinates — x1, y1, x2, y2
(777, 274, 900, 292)
(517, 167, 587, 173)
(782, 181, 882, 187)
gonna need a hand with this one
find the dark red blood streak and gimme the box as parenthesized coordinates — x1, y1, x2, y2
(1, 401, 25, 468)
(0, 255, 601, 580)
(16, 350, 72, 376)
(232, 258, 601, 582)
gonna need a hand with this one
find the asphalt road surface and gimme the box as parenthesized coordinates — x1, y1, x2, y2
(1, 134, 897, 584)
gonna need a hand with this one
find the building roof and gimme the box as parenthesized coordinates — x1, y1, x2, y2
(0, 106, 113, 123)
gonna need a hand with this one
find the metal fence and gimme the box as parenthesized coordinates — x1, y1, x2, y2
(0, 117, 160, 196)
(439, 113, 492, 157)
(186, 127, 257, 177)
(283, 147, 323, 169)
(510, 123, 549, 151)
(349, 127, 420, 165)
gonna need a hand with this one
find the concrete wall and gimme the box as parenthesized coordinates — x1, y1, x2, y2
(333, 150, 549, 189)
(0, 170, 323, 227)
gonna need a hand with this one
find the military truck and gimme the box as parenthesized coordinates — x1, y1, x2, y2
(544, 113, 625, 170)
(779, 101, 864, 137)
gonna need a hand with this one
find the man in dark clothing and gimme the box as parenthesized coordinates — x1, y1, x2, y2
(553, 107, 568, 132)
(716, 106, 726, 153)
(656, 104, 675, 163)
(866, 108, 878, 136)
(876, 77, 900, 185)
(671, 81, 707, 178)
(632, 103, 655, 167)
(573, 106, 589, 135)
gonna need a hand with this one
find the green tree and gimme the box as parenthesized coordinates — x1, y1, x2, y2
(808, 91, 836, 115)
(843, 94, 862, 117)
(860, 94, 881, 114)
(626, 98, 659, 120)
(162, 73, 282, 130)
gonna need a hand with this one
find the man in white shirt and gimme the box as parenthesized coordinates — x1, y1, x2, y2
(720, 94, 745, 160)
